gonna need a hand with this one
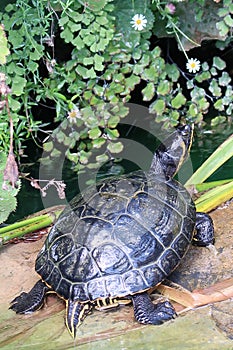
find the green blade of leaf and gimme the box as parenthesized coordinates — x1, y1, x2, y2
(185, 133, 233, 186)
(190, 178, 233, 192)
(195, 180, 233, 212)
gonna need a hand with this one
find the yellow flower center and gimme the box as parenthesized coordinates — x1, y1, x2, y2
(69, 111, 77, 118)
(136, 19, 142, 25)
(191, 63, 196, 68)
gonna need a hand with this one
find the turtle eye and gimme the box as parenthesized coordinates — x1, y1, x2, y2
(179, 125, 190, 135)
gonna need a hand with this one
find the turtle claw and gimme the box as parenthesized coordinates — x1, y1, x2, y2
(152, 300, 177, 323)
(132, 292, 176, 325)
(10, 292, 33, 314)
(10, 292, 28, 309)
(9, 280, 49, 314)
(193, 212, 214, 246)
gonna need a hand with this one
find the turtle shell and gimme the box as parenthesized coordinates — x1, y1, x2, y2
(36, 170, 196, 302)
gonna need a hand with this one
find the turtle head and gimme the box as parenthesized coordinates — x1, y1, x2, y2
(150, 124, 194, 178)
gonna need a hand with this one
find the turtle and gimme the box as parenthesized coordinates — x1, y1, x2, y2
(10, 125, 214, 337)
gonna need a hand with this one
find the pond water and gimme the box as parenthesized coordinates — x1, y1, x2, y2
(7, 120, 233, 223)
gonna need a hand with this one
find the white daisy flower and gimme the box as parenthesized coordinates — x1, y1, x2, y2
(131, 14, 147, 31)
(67, 106, 81, 123)
(186, 58, 201, 73)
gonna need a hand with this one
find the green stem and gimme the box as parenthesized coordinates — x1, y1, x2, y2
(195, 180, 233, 212)
(171, 20, 200, 47)
(187, 178, 233, 192)
(174, 30, 189, 60)
(0, 209, 63, 246)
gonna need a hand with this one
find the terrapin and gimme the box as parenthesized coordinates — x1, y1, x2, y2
(10, 125, 214, 337)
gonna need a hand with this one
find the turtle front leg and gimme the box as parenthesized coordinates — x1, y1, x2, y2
(192, 212, 215, 246)
(66, 299, 92, 338)
(9, 280, 50, 314)
(131, 292, 176, 325)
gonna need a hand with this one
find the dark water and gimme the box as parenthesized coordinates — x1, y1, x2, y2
(7, 121, 233, 223)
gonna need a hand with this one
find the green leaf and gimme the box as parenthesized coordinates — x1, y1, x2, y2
(83, 57, 93, 66)
(188, 103, 198, 117)
(171, 93, 186, 109)
(210, 67, 218, 76)
(142, 66, 159, 81)
(94, 54, 104, 71)
(92, 138, 106, 148)
(133, 64, 145, 75)
(114, 73, 124, 83)
(226, 104, 233, 115)
(61, 27, 74, 43)
(213, 57, 226, 70)
(30, 48, 43, 61)
(185, 133, 233, 185)
(149, 99, 166, 115)
(81, 0, 108, 12)
(165, 64, 180, 82)
(225, 85, 233, 97)
(43, 141, 53, 152)
(27, 60, 39, 73)
(229, 3, 233, 13)
(218, 72, 231, 86)
(157, 80, 172, 96)
(198, 97, 210, 111)
(216, 20, 229, 37)
(142, 82, 155, 101)
(88, 127, 102, 139)
(76, 65, 88, 78)
(186, 79, 194, 89)
(8, 98, 21, 112)
(201, 62, 209, 71)
(96, 153, 108, 163)
(8, 30, 24, 48)
(59, 15, 69, 26)
(11, 76, 27, 96)
(79, 150, 89, 165)
(124, 74, 140, 91)
(214, 99, 224, 111)
(93, 84, 104, 96)
(105, 128, 119, 140)
(83, 33, 96, 46)
(7, 62, 24, 75)
(211, 116, 226, 126)
(218, 8, 229, 17)
(72, 36, 85, 49)
(209, 79, 222, 97)
(5, 4, 14, 12)
(170, 110, 180, 121)
(195, 71, 211, 83)
(108, 115, 120, 128)
(195, 180, 233, 212)
(107, 141, 123, 153)
(151, 46, 161, 57)
(224, 14, 233, 27)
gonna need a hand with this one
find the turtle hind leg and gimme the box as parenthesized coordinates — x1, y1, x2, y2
(9, 279, 49, 314)
(192, 212, 215, 247)
(131, 292, 176, 325)
(66, 299, 92, 338)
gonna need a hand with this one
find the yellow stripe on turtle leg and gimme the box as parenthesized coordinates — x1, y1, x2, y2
(65, 300, 91, 338)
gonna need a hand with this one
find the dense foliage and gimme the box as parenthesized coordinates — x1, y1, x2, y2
(0, 0, 232, 171)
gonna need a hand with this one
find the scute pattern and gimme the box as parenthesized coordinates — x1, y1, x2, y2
(92, 243, 131, 275)
(36, 170, 195, 302)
